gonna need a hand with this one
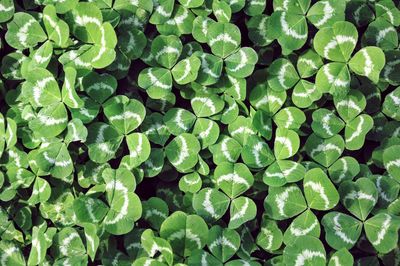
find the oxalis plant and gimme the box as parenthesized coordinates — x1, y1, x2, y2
(0, 0, 400, 265)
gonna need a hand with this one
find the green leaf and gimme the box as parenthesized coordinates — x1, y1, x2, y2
(225, 47, 258, 78)
(313, 21, 358, 62)
(62, 67, 84, 108)
(165, 133, 201, 172)
(207, 225, 240, 262)
(283, 236, 326, 266)
(29, 102, 68, 138)
(172, 55, 201, 85)
(241, 135, 274, 169)
(328, 248, 354, 266)
(364, 213, 400, 254)
(151, 35, 183, 69)
(269, 11, 308, 54)
(5, 12, 47, 50)
(84, 224, 100, 261)
(73, 195, 108, 224)
(192, 188, 230, 222)
(383, 145, 400, 182)
(315, 62, 350, 97)
(229, 196, 257, 229)
(274, 107, 306, 130)
(292, 80, 321, 108)
(321, 212, 362, 250)
(297, 49, 324, 78)
(141, 229, 173, 265)
(328, 156, 360, 184)
(0, 241, 25, 266)
(82, 72, 117, 104)
(142, 197, 169, 230)
(53, 227, 86, 257)
(334, 90, 366, 122)
(179, 172, 202, 193)
(22, 68, 61, 108)
(36, 142, 73, 181)
(28, 177, 51, 205)
(307, 0, 345, 29)
(344, 114, 374, 150)
(28, 226, 47, 266)
(339, 178, 378, 221)
(86, 122, 123, 163)
(138, 67, 173, 99)
(383, 86, 400, 121)
(274, 128, 300, 160)
(305, 133, 345, 167)
(103, 168, 142, 235)
(0, 0, 14, 23)
(263, 160, 306, 187)
(104, 97, 146, 135)
(191, 93, 225, 117)
(264, 184, 307, 220)
(304, 168, 339, 210)
(214, 162, 254, 198)
(349, 46, 385, 83)
(267, 58, 299, 92)
(160, 211, 209, 257)
(256, 218, 283, 252)
(207, 22, 241, 58)
(283, 210, 320, 246)
(311, 108, 345, 139)
(43, 5, 70, 47)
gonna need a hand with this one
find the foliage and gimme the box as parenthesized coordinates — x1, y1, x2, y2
(0, 0, 399, 265)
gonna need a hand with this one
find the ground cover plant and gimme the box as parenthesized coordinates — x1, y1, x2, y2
(0, 0, 400, 265)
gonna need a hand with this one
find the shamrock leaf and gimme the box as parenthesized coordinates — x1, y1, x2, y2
(311, 109, 345, 139)
(256, 218, 283, 252)
(348, 46, 385, 83)
(321, 212, 362, 250)
(314, 21, 358, 62)
(364, 213, 400, 254)
(207, 22, 241, 58)
(328, 248, 354, 266)
(383, 144, 400, 182)
(36, 142, 73, 181)
(103, 168, 142, 235)
(274, 128, 300, 160)
(191, 93, 225, 117)
(263, 160, 306, 187)
(264, 184, 307, 220)
(344, 114, 374, 151)
(307, 0, 346, 29)
(283, 210, 320, 246)
(339, 178, 378, 221)
(172, 55, 201, 85)
(160, 211, 209, 257)
(229, 196, 257, 229)
(103, 97, 146, 135)
(73, 195, 109, 224)
(152, 35, 183, 69)
(193, 188, 230, 222)
(214, 162, 254, 198)
(29, 102, 68, 138)
(267, 58, 299, 92)
(5, 12, 47, 50)
(304, 168, 339, 210)
(225, 47, 258, 78)
(139, 67, 173, 99)
(334, 90, 366, 122)
(207, 225, 240, 262)
(305, 133, 345, 167)
(166, 133, 201, 172)
(283, 236, 326, 266)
